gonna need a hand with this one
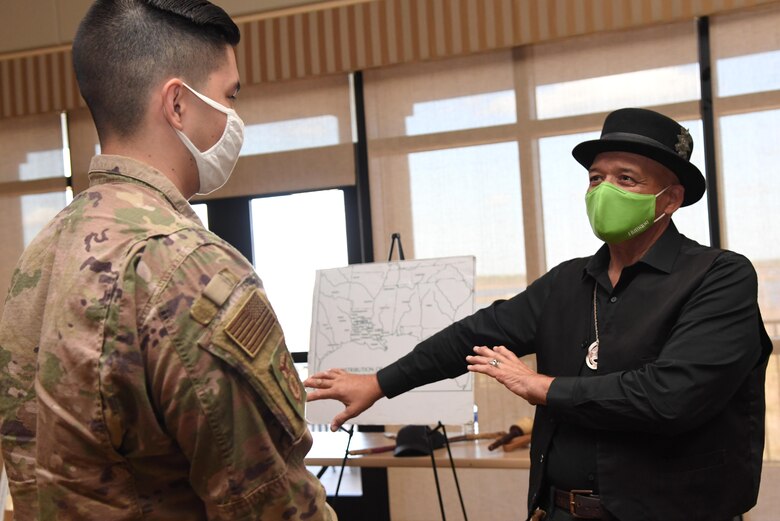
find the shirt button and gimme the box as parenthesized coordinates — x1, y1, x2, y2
(609, 296, 617, 303)
(588, 473, 595, 481)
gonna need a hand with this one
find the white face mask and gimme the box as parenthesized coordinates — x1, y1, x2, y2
(174, 82, 245, 195)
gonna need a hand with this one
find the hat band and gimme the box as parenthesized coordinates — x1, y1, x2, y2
(600, 132, 676, 155)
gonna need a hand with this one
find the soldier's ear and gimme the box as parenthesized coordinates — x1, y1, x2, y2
(161, 79, 185, 130)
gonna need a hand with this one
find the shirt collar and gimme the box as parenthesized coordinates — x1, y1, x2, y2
(583, 221, 683, 280)
(87, 155, 201, 223)
(639, 221, 682, 273)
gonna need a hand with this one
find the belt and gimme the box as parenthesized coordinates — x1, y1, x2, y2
(553, 488, 611, 519)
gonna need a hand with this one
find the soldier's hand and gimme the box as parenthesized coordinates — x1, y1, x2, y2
(304, 369, 384, 432)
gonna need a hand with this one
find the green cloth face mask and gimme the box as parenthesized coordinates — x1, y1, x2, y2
(585, 182, 670, 244)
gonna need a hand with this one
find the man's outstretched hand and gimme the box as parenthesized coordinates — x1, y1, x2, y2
(304, 369, 385, 431)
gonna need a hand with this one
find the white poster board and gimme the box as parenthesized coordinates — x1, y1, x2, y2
(306, 256, 475, 426)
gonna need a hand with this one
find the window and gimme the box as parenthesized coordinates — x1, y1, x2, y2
(535, 64, 701, 120)
(405, 91, 516, 135)
(539, 131, 602, 268)
(20, 192, 69, 247)
(251, 190, 349, 354)
(712, 3, 780, 462)
(719, 109, 780, 277)
(365, 51, 516, 140)
(407, 143, 525, 306)
(190, 203, 209, 229)
(0, 112, 68, 300)
(365, 51, 526, 309)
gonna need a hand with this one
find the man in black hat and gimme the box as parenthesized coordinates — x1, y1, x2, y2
(305, 108, 772, 520)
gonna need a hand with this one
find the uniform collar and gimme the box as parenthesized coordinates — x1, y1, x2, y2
(584, 221, 683, 280)
(88, 155, 200, 222)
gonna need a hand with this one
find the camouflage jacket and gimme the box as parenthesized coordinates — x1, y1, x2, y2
(0, 155, 331, 520)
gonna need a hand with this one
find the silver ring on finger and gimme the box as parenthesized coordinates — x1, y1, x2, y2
(489, 358, 500, 368)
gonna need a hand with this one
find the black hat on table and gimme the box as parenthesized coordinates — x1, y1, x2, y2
(393, 425, 445, 457)
(572, 108, 706, 207)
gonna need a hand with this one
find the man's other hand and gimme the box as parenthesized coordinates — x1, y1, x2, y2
(467, 345, 554, 406)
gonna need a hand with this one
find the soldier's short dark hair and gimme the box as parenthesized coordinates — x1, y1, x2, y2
(73, 0, 240, 140)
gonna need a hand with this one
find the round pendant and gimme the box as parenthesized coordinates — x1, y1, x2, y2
(585, 340, 599, 370)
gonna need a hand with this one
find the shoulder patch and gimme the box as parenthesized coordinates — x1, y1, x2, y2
(274, 348, 302, 402)
(190, 269, 242, 326)
(224, 290, 276, 359)
(203, 269, 240, 307)
(199, 284, 307, 438)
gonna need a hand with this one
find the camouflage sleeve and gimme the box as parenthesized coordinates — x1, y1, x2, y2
(138, 239, 330, 521)
(0, 267, 46, 521)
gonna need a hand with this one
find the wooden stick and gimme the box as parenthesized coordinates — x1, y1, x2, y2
(348, 445, 395, 456)
(446, 431, 506, 443)
(501, 433, 532, 452)
(346, 431, 506, 456)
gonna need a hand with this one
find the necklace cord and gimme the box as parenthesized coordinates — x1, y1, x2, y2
(593, 283, 599, 343)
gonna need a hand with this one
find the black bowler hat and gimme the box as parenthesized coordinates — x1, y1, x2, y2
(572, 108, 706, 206)
(394, 425, 445, 457)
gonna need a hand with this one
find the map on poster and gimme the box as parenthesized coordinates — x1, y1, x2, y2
(306, 256, 476, 426)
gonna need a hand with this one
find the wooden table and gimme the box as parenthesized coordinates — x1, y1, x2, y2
(306, 431, 531, 521)
(307, 431, 531, 469)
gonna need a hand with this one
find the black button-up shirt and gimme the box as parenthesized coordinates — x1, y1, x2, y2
(377, 222, 771, 519)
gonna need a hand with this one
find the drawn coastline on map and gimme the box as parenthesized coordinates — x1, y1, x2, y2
(306, 256, 476, 426)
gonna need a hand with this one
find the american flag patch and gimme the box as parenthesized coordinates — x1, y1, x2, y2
(225, 291, 276, 358)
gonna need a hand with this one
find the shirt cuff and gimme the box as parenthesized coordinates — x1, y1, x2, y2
(376, 363, 412, 399)
(545, 376, 578, 410)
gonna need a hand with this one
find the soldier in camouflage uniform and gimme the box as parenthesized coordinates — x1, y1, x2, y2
(0, 1, 333, 520)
